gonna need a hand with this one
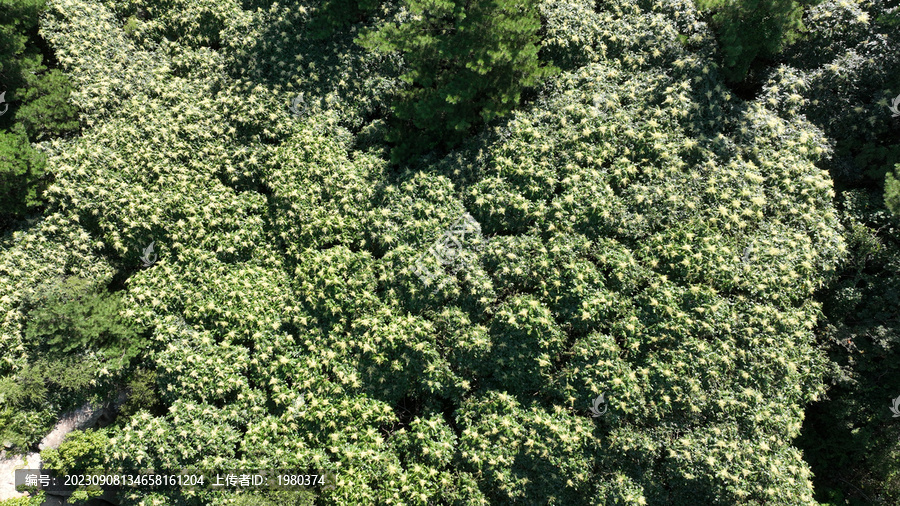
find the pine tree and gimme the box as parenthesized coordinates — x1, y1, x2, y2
(357, 0, 557, 162)
(0, 0, 78, 228)
(696, 0, 815, 82)
(25, 277, 143, 371)
(0, 127, 46, 227)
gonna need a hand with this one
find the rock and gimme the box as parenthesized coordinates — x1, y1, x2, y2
(0, 401, 117, 502)
(0, 452, 40, 501)
(38, 402, 109, 452)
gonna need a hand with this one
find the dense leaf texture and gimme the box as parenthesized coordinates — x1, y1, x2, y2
(0, 129, 46, 225)
(694, 0, 813, 82)
(0, 0, 857, 504)
(358, 0, 557, 161)
(24, 276, 142, 366)
(0, 0, 78, 227)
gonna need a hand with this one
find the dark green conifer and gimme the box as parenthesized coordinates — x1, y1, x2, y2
(357, 0, 557, 162)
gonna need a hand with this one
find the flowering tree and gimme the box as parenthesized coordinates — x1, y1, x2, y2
(0, 0, 859, 504)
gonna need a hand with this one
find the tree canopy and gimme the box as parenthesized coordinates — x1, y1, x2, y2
(357, 0, 557, 162)
(1, 0, 899, 504)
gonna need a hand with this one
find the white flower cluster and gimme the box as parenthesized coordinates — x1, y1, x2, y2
(0, 0, 855, 503)
(411, 213, 486, 293)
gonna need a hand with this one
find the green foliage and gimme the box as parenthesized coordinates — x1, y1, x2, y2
(111, 399, 244, 470)
(0, 276, 125, 453)
(357, 0, 558, 161)
(460, 50, 839, 502)
(307, 0, 381, 39)
(41, 429, 111, 474)
(763, 4, 900, 498)
(117, 367, 162, 420)
(41, 430, 110, 503)
(796, 188, 900, 504)
(0, 315, 108, 452)
(24, 276, 143, 370)
(0, 128, 47, 226)
(0, 402, 54, 451)
(0, 342, 107, 452)
(0, 0, 48, 100)
(886, 164, 900, 215)
(694, 0, 812, 82)
(0, 493, 45, 506)
(110, 0, 242, 49)
(779, 0, 900, 187)
(15, 69, 79, 140)
(208, 490, 316, 506)
(0, 0, 78, 138)
(0, 0, 77, 228)
(155, 333, 249, 405)
(482, 295, 566, 396)
(0, 0, 855, 504)
(4, 356, 99, 407)
(456, 391, 595, 504)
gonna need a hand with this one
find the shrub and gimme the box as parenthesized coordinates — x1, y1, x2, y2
(207, 490, 316, 506)
(0, 493, 45, 506)
(41, 429, 111, 474)
(0, 402, 55, 452)
(41, 429, 111, 503)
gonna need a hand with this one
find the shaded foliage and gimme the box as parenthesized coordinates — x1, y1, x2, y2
(24, 276, 144, 370)
(694, 0, 817, 83)
(886, 163, 900, 215)
(357, 0, 558, 162)
(779, 0, 900, 188)
(797, 188, 900, 505)
(0, 128, 46, 228)
(0, 0, 78, 229)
